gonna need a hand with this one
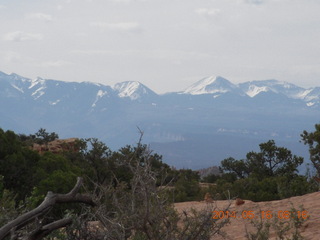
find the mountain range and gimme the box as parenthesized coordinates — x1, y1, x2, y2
(1, 71, 319, 169)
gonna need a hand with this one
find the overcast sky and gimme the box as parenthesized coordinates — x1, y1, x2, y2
(1, 0, 319, 93)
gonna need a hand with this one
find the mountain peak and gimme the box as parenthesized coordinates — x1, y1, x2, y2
(113, 81, 156, 100)
(239, 79, 305, 98)
(183, 76, 237, 95)
(6, 72, 30, 83)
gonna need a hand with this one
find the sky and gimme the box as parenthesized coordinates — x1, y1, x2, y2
(0, 0, 320, 93)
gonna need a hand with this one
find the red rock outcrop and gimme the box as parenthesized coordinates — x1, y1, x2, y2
(32, 138, 79, 154)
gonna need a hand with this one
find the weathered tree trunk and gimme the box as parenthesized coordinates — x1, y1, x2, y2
(0, 177, 95, 240)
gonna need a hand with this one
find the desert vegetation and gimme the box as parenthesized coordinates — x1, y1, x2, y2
(201, 145, 317, 202)
(0, 123, 319, 239)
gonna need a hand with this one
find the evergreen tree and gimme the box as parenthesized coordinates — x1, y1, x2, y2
(301, 123, 320, 177)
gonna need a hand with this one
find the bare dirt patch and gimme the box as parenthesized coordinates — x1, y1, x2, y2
(175, 192, 320, 239)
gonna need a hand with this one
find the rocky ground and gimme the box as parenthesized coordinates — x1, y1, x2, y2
(175, 192, 320, 239)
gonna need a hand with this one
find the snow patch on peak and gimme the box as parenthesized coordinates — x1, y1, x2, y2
(306, 102, 315, 107)
(245, 85, 270, 97)
(197, 76, 219, 86)
(282, 82, 294, 89)
(31, 87, 45, 99)
(29, 77, 45, 89)
(49, 99, 61, 105)
(297, 89, 314, 99)
(92, 90, 109, 107)
(113, 81, 147, 100)
(11, 84, 24, 93)
(97, 89, 108, 98)
(303, 88, 320, 106)
(29, 77, 47, 99)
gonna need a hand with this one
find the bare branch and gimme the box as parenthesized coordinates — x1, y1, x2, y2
(25, 218, 73, 240)
(0, 177, 95, 240)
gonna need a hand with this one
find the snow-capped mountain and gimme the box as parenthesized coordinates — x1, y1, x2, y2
(182, 76, 242, 96)
(113, 81, 157, 101)
(237, 80, 320, 107)
(180, 75, 319, 107)
(238, 80, 306, 99)
(0, 72, 29, 98)
(1, 71, 319, 107)
(0, 70, 319, 169)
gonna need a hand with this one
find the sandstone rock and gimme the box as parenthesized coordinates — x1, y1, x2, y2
(235, 198, 245, 206)
(204, 192, 213, 203)
(32, 138, 79, 154)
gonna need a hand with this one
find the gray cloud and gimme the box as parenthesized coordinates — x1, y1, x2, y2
(3, 51, 22, 63)
(25, 13, 53, 22)
(38, 60, 73, 68)
(3, 31, 44, 42)
(195, 8, 221, 17)
(109, 0, 148, 3)
(90, 22, 142, 32)
(1, 0, 320, 92)
(245, 0, 265, 4)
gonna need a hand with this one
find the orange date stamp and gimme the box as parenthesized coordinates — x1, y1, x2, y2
(212, 210, 309, 220)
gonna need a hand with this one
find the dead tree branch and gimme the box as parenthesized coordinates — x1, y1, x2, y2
(25, 218, 73, 240)
(0, 177, 95, 240)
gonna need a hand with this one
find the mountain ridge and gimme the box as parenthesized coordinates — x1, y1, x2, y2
(1, 71, 319, 107)
(0, 70, 319, 169)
